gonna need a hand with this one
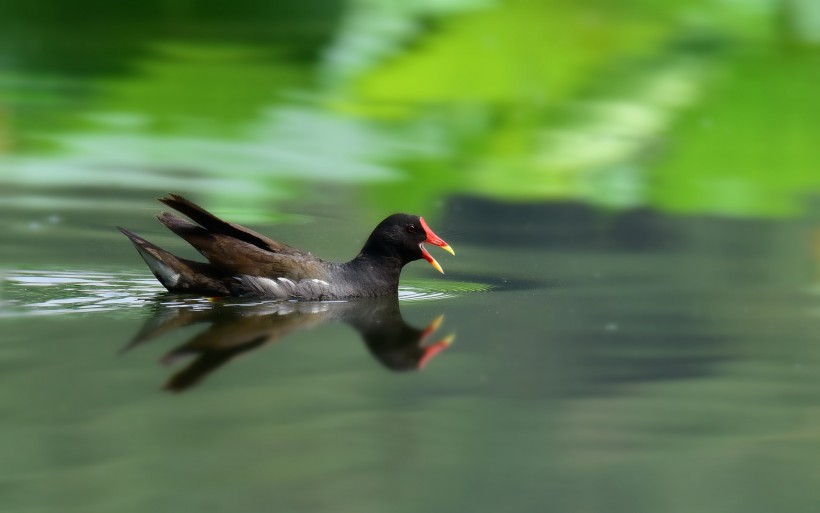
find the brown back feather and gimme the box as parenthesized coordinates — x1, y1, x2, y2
(157, 194, 298, 255)
(155, 209, 325, 281)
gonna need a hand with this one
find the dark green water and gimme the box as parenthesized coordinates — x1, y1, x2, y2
(3, 1, 820, 512)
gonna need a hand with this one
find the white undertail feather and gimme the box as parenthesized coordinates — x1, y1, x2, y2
(134, 245, 180, 287)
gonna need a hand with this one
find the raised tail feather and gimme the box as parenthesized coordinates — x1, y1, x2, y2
(157, 194, 232, 235)
(156, 211, 209, 241)
(157, 194, 292, 254)
(117, 226, 231, 296)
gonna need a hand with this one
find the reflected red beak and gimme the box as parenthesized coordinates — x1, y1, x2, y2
(418, 334, 455, 370)
(419, 217, 455, 274)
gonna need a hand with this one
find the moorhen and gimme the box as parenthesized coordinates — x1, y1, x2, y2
(118, 194, 454, 300)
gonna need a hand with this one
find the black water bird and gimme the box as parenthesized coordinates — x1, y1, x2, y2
(118, 194, 455, 300)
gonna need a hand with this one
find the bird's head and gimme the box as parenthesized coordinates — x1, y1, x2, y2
(362, 213, 455, 273)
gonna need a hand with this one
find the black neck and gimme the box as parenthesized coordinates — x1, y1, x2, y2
(334, 253, 404, 298)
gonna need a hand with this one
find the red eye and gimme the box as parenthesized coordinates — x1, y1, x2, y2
(406, 224, 416, 234)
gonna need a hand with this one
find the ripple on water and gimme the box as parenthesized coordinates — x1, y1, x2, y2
(399, 279, 492, 301)
(1, 270, 492, 316)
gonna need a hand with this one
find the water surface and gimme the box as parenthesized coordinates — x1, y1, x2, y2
(3, 204, 820, 513)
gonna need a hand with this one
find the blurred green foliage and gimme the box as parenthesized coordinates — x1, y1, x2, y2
(1, 0, 819, 218)
(652, 50, 820, 217)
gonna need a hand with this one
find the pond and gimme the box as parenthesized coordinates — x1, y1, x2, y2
(2, 1, 820, 512)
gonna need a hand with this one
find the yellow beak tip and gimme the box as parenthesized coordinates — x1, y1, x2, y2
(430, 315, 445, 330)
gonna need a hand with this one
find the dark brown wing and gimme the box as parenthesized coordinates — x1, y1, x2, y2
(158, 193, 301, 255)
(156, 206, 327, 282)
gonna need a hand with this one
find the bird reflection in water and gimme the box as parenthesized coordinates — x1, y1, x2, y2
(121, 296, 455, 392)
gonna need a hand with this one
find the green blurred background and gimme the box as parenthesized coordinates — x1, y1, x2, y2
(3, 1, 820, 512)
(2, 0, 819, 241)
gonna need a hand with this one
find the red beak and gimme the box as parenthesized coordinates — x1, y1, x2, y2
(419, 217, 455, 274)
